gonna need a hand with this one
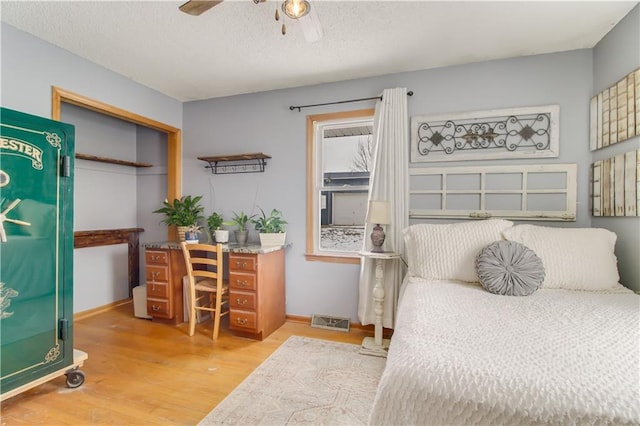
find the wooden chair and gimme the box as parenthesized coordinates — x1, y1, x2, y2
(180, 242, 229, 339)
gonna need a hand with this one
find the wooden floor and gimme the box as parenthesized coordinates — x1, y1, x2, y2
(0, 302, 371, 425)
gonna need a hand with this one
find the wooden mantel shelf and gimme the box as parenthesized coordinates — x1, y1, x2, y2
(197, 152, 271, 174)
(76, 153, 152, 168)
(74, 228, 144, 296)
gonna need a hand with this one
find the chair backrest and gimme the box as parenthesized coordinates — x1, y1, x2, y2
(181, 242, 224, 286)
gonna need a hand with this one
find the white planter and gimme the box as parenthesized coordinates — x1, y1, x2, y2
(259, 232, 286, 246)
(214, 229, 229, 243)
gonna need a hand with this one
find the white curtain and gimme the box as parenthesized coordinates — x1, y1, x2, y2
(357, 87, 409, 328)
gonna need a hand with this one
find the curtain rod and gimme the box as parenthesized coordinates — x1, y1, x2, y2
(289, 90, 413, 112)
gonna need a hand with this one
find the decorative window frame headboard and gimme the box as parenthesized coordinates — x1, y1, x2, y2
(409, 163, 577, 221)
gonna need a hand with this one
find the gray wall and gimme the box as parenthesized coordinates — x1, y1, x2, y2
(592, 4, 640, 291)
(1, 22, 182, 312)
(2, 4, 637, 317)
(63, 104, 137, 312)
(0, 23, 182, 128)
(182, 48, 598, 321)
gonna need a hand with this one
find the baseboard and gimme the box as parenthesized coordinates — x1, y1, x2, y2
(74, 298, 132, 321)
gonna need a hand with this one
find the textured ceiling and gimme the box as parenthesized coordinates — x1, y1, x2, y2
(1, 1, 637, 102)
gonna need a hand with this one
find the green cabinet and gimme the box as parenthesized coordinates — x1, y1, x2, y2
(0, 107, 75, 396)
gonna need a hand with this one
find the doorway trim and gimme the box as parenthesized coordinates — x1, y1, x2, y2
(51, 86, 182, 239)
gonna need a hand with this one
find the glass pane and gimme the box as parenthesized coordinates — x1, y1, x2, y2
(528, 172, 566, 190)
(447, 173, 480, 190)
(319, 123, 372, 253)
(485, 193, 522, 210)
(446, 194, 480, 210)
(410, 193, 441, 210)
(527, 193, 566, 211)
(323, 135, 372, 174)
(410, 174, 441, 191)
(486, 173, 522, 190)
(319, 189, 366, 252)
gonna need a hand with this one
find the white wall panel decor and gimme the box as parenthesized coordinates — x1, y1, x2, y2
(409, 163, 577, 221)
(590, 68, 639, 151)
(591, 149, 639, 217)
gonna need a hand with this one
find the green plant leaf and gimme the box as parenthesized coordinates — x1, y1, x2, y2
(152, 195, 205, 226)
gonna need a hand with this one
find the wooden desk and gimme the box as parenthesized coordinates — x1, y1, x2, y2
(143, 242, 288, 341)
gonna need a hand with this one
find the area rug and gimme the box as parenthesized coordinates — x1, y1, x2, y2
(198, 336, 386, 425)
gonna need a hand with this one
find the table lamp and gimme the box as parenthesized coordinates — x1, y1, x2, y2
(366, 200, 391, 252)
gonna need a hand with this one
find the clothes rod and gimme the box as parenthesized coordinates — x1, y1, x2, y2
(289, 90, 413, 112)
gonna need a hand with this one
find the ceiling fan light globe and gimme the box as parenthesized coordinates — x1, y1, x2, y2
(282, 0, 310, 19)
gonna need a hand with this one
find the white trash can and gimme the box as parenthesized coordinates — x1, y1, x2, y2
(133, 285, 152, 319)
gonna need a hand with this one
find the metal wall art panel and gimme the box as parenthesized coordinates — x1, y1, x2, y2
(410, 105, 560, 163)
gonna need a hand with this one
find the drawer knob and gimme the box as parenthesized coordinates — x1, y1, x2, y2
(236, 318, 248, 325)
(151, 305, 161, 311)
(151, 255, 160, 261)
(235, 261, 248, 268)
(236, 279, 248, 287)
(236, 298, 248, 305)
(152, 271, 160, 279)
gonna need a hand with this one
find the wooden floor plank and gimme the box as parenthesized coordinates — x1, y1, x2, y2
(0, 302, 371, 425)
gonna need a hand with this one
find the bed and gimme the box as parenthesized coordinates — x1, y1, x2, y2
(369, 220, 640, 425)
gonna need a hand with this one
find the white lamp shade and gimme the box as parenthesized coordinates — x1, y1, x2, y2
(366, 200, 391, 225)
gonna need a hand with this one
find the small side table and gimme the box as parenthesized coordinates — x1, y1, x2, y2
(358, 251, 400, 357)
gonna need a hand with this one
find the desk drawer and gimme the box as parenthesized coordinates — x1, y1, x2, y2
(146, 250, 168, 265)
(230, 291, 256, 310)
(147, 282, 169, 298)
(230, 310, 257, 331)
(229, 254, 256, 272)
(146, 266, 168, 283)
(147, 299, 170, 318)
(229, 272, 256, 291)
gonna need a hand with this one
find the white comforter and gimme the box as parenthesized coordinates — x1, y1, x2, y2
(369, 277, 640, 425)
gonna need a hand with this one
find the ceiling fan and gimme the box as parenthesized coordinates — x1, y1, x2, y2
(178, 0, 323, 42)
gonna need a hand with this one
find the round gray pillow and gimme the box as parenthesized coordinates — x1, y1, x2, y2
(476, 240, 545, 296)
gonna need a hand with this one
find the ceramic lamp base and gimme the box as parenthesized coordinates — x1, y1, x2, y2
(370, 224, 385, 252)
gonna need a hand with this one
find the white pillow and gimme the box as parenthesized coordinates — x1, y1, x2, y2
(502, 225, 620, 290)
(403, 219, 513, 282)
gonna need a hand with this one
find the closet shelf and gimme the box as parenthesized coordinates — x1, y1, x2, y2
(75, 153, 153, 168)
(197, 153, 271, 174)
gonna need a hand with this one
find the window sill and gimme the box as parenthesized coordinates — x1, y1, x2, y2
(304, 253, 361, 265)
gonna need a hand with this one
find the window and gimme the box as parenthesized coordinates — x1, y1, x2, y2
(305, 109, 375, 263)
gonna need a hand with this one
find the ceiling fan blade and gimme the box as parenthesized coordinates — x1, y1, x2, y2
(179, 0, 223, 16)
(297, 6, 323, 43)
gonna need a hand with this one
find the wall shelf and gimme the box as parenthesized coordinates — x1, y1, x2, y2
(75, 153, 153, 168)
(197, 152, 271, 174)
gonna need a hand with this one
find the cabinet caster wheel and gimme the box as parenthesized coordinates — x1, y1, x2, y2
(65, 369, 85, 388)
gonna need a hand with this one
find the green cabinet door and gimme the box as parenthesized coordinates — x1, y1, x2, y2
(0, 107, 75, 394)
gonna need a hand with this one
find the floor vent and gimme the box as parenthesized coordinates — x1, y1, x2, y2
(311, 314, 350, 333)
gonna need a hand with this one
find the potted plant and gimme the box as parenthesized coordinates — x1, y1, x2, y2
(252, 208, 287, 246)
(207, 211, 228, 243)
(153, 195, 205, 241)
(226, 211, 255, 244)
